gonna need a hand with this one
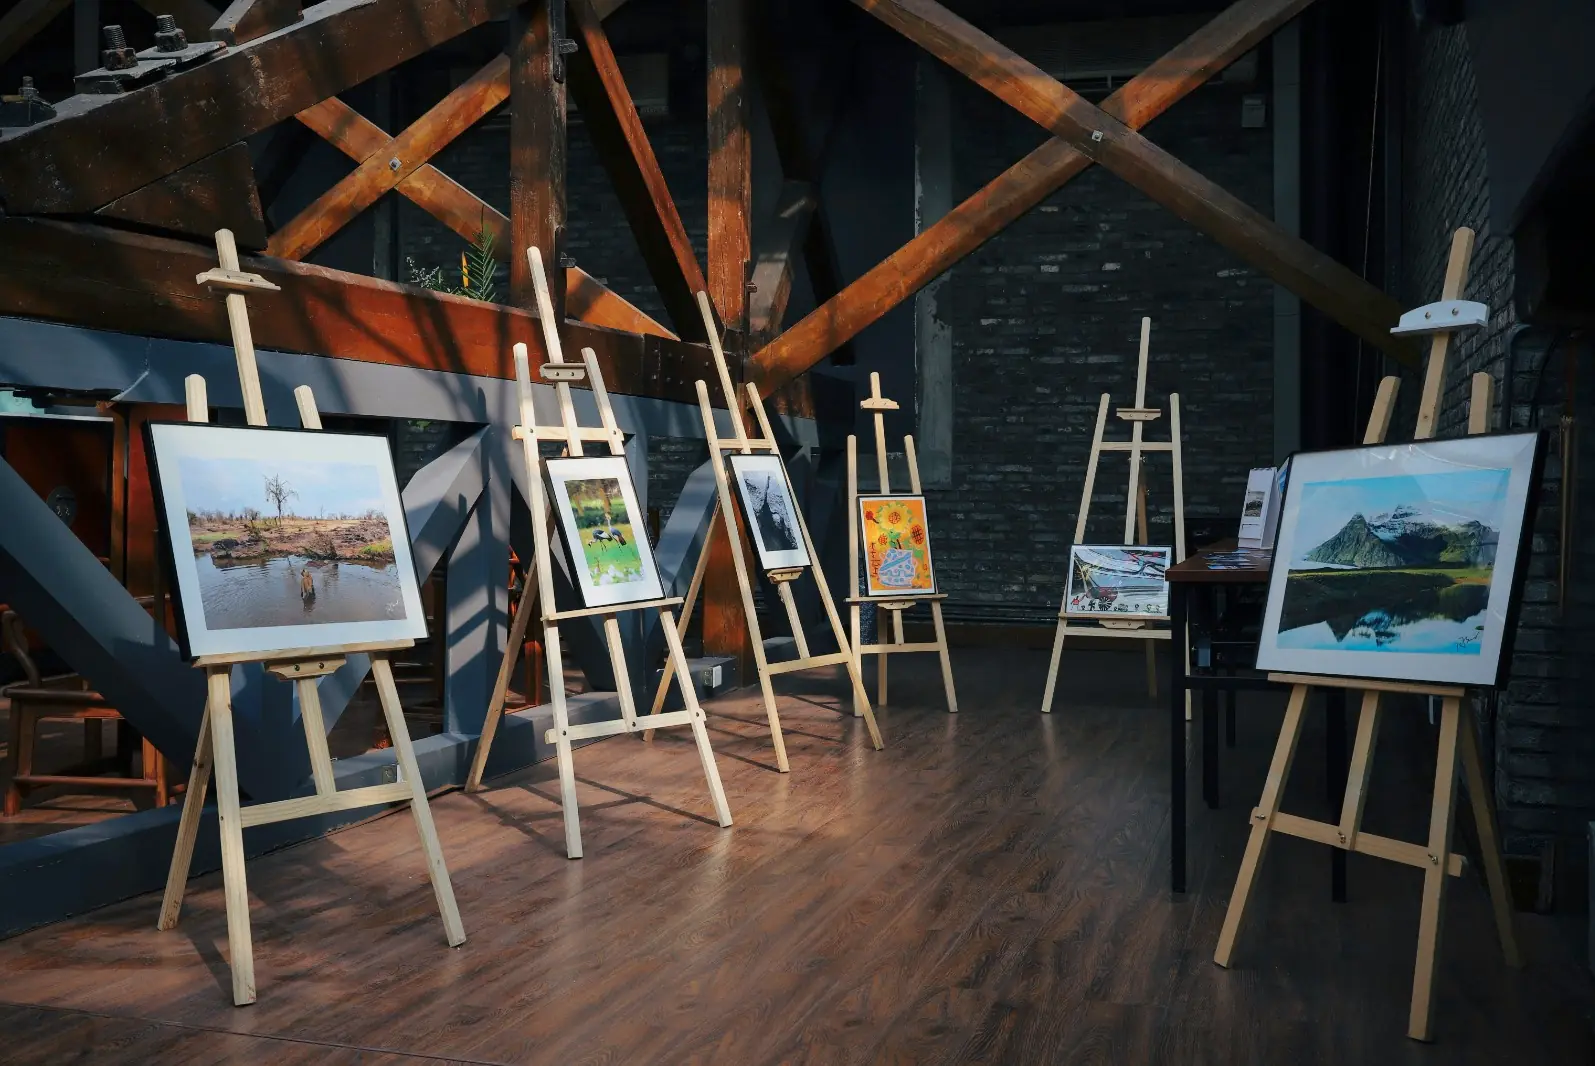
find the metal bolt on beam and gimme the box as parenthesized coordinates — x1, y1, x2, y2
(101, 25, 137, 70)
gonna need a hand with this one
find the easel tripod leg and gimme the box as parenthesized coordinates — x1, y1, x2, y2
(1040, 620, 1067, 713)
(1457, 698, 1522, 967)
(849, 604, 865, 718)
(543, 626, 586, 855)
(1214, 683, 1310, 968)
(204, 670, 257, 1007)
(158, 703, 215, 931)
(756, 666, 791, 774)
(660, 610, 732, 827)
(371, 656, 466, 947)
(1409, 696, 1463, 1041)
(930, 600, 958, 714)
(467, 569, 538, 790)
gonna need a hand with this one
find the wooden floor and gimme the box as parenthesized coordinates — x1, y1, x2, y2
(0, 646, 1592, 1064)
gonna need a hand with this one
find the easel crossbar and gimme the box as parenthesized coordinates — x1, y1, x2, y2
(550, 708, 700, 744)
(1057, 625, 1172, 641)
(236, 781, 413, 829)
(857, 642, 945, 656)
(765, 650, 854, 676)
(543, 596, 684, 623)
(1269, 811, 1466, 875)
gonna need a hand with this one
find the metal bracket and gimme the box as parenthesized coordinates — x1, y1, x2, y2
(1389, 299, 1488, 337)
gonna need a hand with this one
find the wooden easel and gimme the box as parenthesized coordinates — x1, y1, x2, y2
(1213, 228, 1522, 1043)
(845, 373, 958, 714)
(463, 247, 731, 857)
(645, 291, 882, 772)
(158, 229, 465, 1006)
(1040, 316, 1187, 713)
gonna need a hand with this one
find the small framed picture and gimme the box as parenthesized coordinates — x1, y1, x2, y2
(727, 453, 811, 572)
(1064, 545, 1172, 619)
(1256, 431, 1544, 687)
(545, 455, 665, 610)
(144, 422, 429, 661)
(859, 494, 938, 596)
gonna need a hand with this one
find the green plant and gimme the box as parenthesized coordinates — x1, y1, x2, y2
(407, 226, 501, 303)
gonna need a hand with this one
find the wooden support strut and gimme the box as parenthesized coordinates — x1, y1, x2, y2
(645, 291, 883, 771)
(1211, 228, 1522, 1044)
(461, 246, 731, 858)
(846, 372, 959, 715)
(158, 228, 465, 1007)
(748, 0, 1362, 397)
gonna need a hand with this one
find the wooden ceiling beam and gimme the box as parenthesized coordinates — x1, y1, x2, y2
(0, 0, 521, 215)
(706, 0, 752, 343)
(567, 266, 678, 340)
(268, 55, 510, 262)
(568, 0, 710, 341)
(0, 218, 711, 402)
(750, 0, 1376, 395)
(211, 0, 303, 47)
(96, 142, 267, 250)
(850, 0, 1415, 363)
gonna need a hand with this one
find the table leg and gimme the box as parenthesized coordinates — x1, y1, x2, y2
(1203, 680, 1219, 810)
(1170, 579, 1189, 894)
(1327, 686, 1348, 903)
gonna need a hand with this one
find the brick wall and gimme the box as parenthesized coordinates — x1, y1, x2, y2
(921, 81, 1276, 624)
(1399, 22, 1592, 861)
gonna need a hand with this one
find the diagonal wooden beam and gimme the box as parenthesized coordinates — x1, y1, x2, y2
(269, 56, 510, 261)
(0, 0, 521, 214)
(0, 0, 71, 68)
(292, 94, 673, 338)
(852, 0, 1414, 362)
(568, 0, 710, 341)
(509, 0, 567, 314)
(130, 0, 226, 43)
(750, 0, 1380, 394)
(295, 96, 509, 251)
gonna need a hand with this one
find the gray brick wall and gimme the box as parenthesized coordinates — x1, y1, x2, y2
(922, 82, 1275, 624)
(1398, 22, 1587, 860)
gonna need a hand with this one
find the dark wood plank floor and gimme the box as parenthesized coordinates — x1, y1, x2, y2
(0, 646, 1591, 1065)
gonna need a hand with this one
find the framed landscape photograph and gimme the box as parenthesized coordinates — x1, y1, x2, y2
(144, 423, 428, 661)
(545, 455, 665, 609)
(1255, 431, 1544, 687)
(727, 453, 811, 571)
(859, 494, 938, 596)
(1064, 545, 1172, 619)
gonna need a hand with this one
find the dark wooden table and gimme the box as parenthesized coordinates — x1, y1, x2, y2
(1167, 542, 1348, 897)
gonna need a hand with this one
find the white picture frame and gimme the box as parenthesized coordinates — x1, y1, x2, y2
(1064, 545, 1172, 619)
(545, 455, 665, 609)
(727, 453, 811, 572)
(145, 423, 428, 661)
(1255, 431, 1544, 687)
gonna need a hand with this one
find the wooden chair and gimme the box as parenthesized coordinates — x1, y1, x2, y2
(1, 606, 171, 816)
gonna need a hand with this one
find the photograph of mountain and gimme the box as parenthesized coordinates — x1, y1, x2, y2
(1275, 469, 1507, 655)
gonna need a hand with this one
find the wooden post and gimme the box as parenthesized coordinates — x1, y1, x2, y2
(509, 0, 568, 317)
(706, 0, 751, 343)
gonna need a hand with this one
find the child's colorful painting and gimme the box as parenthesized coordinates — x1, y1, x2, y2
(1064, 545, 1172, 618)
(859, 495, 938, 597)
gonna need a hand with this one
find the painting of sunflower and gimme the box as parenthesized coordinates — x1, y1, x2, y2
(858, 494, 937, 596)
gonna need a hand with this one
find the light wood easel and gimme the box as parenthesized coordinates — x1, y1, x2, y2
(1214, 228, 1522, 1043)
(645, 291, 882, 772)
(158, 229, 465, 1006)
(845, 373, 958, 714)
(1040, 316, 1187, 713)
(463, 247, 731, 858)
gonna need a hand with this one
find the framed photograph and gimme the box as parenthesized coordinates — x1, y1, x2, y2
(859, 494, 938, 596)
(727, 453, 811, 571)
(144, 423, 428, 661)
(545, 455, 665, 609)
(1065, 545, 1172, 619)
(1255, 431, 1544, 687)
